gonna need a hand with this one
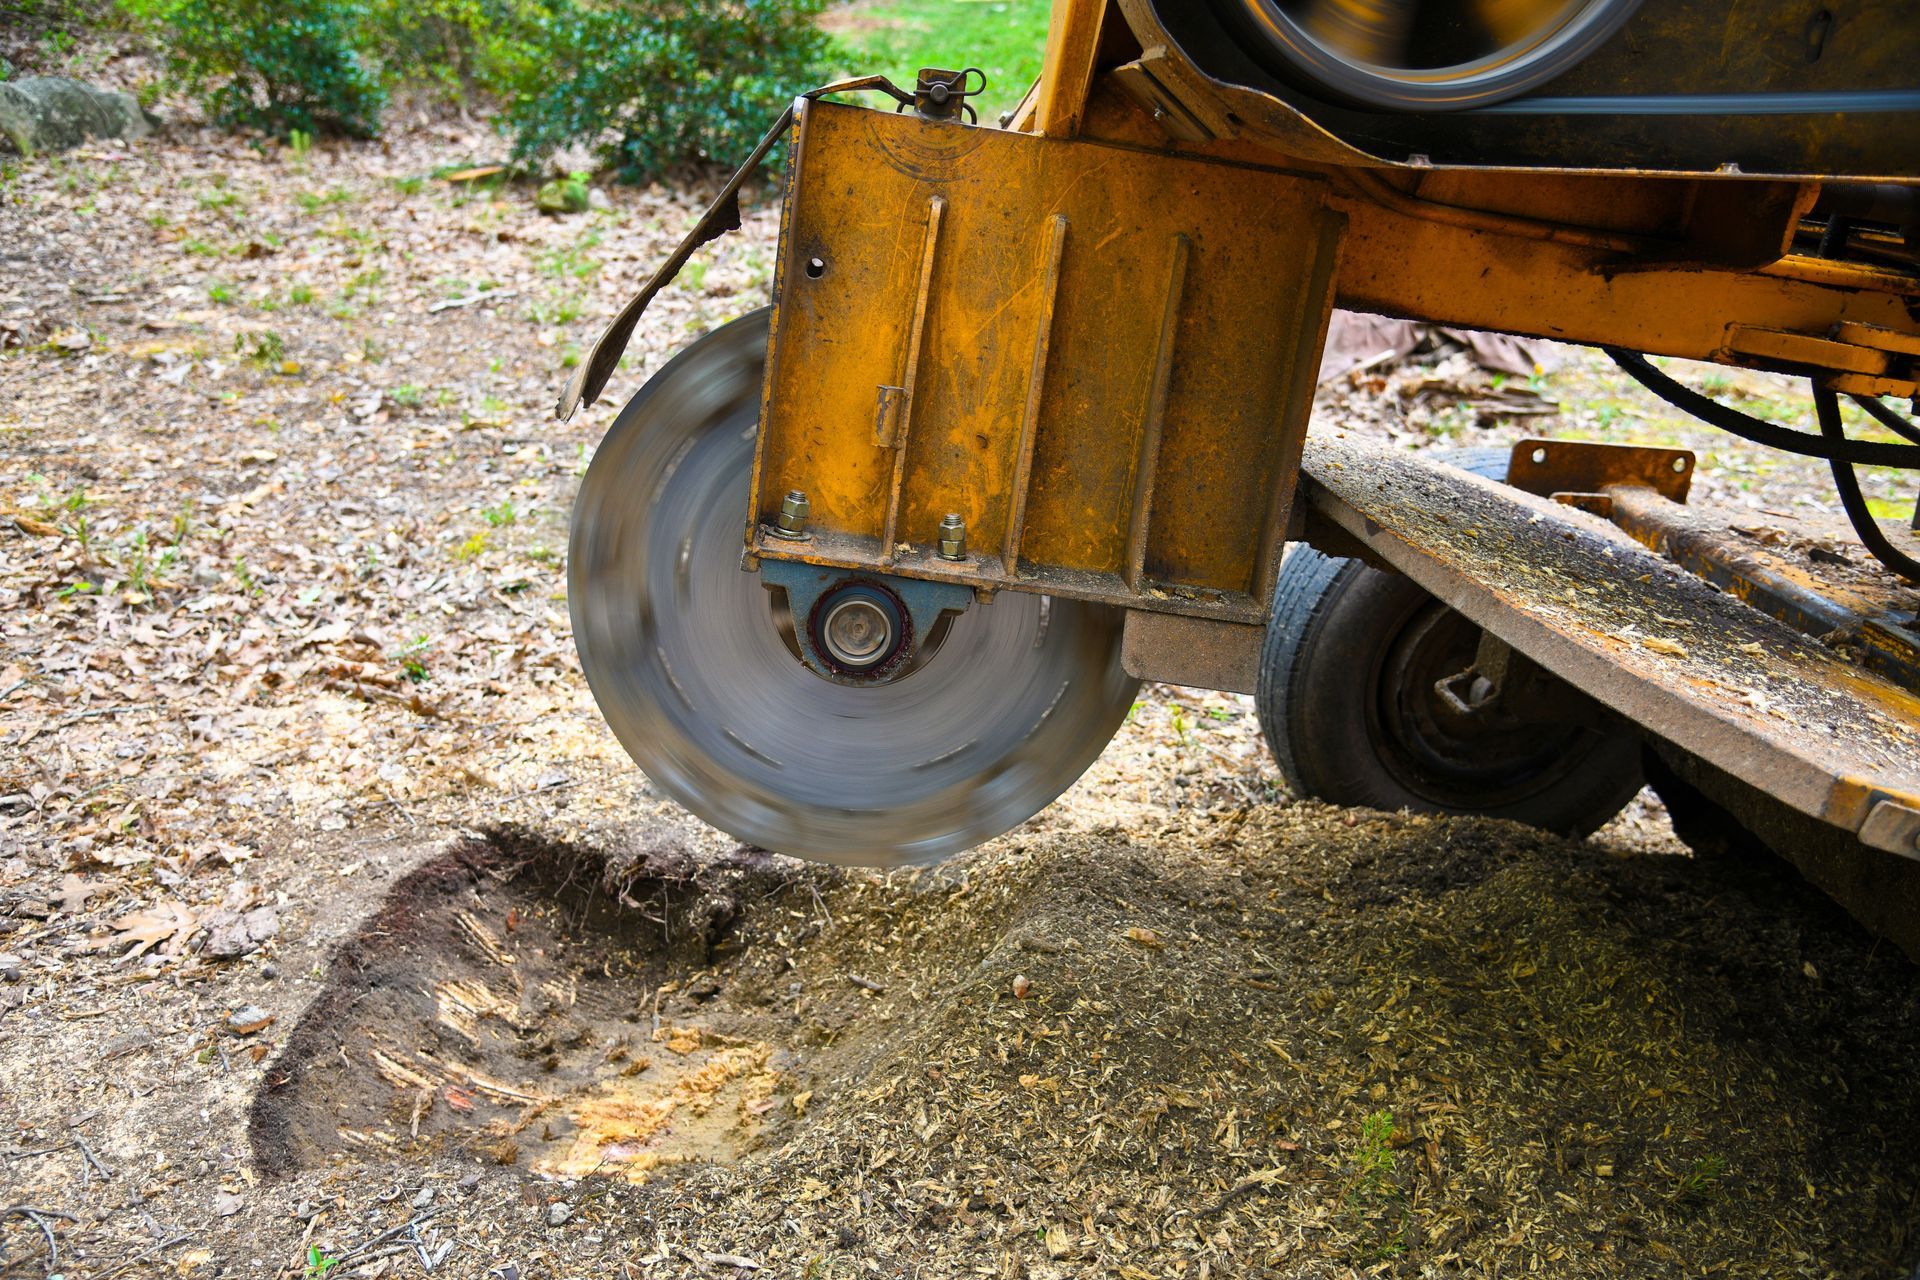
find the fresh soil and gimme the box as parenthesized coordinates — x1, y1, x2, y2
(3, 66, 1919, 1280)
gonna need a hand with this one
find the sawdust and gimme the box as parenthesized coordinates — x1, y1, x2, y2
(238, 821, 1920, 1276)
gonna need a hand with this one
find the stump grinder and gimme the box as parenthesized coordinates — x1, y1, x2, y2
(559, 0, 1920, 954)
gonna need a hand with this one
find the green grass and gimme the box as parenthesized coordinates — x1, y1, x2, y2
(828, 0, 1052, 120)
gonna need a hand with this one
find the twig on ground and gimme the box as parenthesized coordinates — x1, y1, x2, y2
(56, 704, 139, 726)
(428, 288, 517, 314)
(379, 789, 419, 826)
(110, 1231, 192, 1276)
(2, 1205, 79, 1270)
(1201, 1168, 1290, 1217)
(501, 777, 578, 804)
(334, 1211, 438, 1266)
(74, 1137, 113, 1181)
(847, 974, 886, 994)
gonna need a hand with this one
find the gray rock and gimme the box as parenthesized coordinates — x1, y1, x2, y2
(226, 1005, 274, 1035)
(0, 76, 154, 157)
(202, 904, 278, 958)
(546, 1201, 572, 1227)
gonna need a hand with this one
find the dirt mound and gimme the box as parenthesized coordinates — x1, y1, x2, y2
(245, 812, 1920, 1277)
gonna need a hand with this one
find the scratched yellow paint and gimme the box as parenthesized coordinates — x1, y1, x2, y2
(753, 99, 1342, 608)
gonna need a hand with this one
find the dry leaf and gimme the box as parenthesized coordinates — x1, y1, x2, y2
(1641, 637, 1689, 658)
(104, 901, 200, 958)
(55, 873, 106, 915)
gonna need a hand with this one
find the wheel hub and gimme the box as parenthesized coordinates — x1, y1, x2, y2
(816, 584, 904, 673)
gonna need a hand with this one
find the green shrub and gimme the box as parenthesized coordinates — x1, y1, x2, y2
(501, 0, 831, 183)
(357, 0, 542, 95)
(120, 0, 385, 138)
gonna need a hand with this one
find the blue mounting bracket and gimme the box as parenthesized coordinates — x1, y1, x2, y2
(756, 560, 974, 685)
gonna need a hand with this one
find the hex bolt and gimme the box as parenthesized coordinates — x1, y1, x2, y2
(936, 512, 967, 561)
(772, 489, 811, 540)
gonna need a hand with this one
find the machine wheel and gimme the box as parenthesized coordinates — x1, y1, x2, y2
(1219, 0, 1643, 111)
(1256, 447, 1642, 836)
(569, 309, 1140, 867)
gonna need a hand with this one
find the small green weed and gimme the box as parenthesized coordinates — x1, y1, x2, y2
(343, 267, 385, 299)
(538, 239, 601, 281)
(396, 634, 432, 682)
(234, 330, 286, 367)
(296, 186, 355, 214)
(122, 528, 179, 601)
(527, 293, 581, 326)
(1342, 1109, 1406, 1261)
(1346, 1109, 1397, 1202)
(1673, 1154, 1728, 1204)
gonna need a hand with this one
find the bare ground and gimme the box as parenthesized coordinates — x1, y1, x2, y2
(4, 103, 1920, 1279)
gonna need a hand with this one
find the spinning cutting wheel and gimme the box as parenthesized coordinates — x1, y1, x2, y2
(568, 310, 1140, 867)
(1221, 0, 1643, 109)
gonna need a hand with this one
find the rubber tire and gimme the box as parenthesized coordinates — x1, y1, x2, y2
(1257, 446, 1643, 836)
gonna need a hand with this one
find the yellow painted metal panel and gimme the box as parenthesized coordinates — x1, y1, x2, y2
(754, 100, 1342, 614)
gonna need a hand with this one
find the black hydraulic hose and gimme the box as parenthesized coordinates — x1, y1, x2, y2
(1852, 393, 1920, 446)
(1814, 385, 1920, 583)
(1604, 348, 1920, 468)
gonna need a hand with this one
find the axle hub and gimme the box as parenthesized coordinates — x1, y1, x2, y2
(816, 582, 907, 673)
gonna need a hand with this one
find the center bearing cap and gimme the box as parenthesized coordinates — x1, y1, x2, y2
(811, 581, 910, 675)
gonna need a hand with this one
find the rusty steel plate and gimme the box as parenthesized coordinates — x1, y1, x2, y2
(1301, 432, 1920, 859)
(1505, 437, 1695, 504)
